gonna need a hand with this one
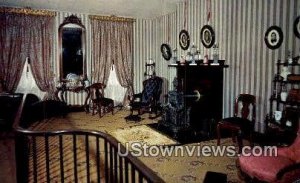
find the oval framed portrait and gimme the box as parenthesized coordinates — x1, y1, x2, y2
(160, 43, 172, 60)
(293, 16, 300, 39)
(179, 30, 190, 50)
(200, 25, 215, 48)
(264, 26, 283, 49)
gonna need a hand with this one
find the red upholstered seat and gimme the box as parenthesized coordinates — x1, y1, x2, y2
(277, 136, 300, 163)
(238, 128, 300, 182)
(239, 155, 293, 182)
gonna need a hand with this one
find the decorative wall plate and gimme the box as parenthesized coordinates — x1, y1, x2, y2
(179, 30, 190, 50)
(264, 26, 283, 49)
(161, 43, 172, 60)
(294, 16, 300, 39)
(200, 25, 215, 48)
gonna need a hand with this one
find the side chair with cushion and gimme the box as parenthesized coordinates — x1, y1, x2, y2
(217, 94, 256, 150)
(238, 127, 300, 183)
(126, 76, 163, 121)
(85, 83, 114, 118)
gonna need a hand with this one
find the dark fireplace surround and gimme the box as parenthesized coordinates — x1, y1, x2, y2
(159, 63, 228, 140)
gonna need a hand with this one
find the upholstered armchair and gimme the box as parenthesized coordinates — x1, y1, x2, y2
(238, 128, 300, 182)
(126, 76, 163, 121)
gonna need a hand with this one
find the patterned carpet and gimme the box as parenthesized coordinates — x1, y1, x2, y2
(1, 109, 245, 183)
(111, 125, 178, 146)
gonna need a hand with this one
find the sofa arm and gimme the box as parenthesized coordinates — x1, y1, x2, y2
(276, 162, 300, 180)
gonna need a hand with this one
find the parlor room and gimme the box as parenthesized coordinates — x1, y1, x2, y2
(0, 0, 300, 182)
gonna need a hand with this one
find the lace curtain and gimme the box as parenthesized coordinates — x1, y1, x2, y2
(16, 58, 46, 99)
(105, 65, 126, 106)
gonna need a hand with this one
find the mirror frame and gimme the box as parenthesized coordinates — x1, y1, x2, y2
(58, 15, 87, 81)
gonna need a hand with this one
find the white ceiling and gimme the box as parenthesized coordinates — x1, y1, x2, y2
(0, 0, 183, 18)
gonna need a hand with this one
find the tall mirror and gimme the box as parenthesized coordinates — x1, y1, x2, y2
(59, 15, 86, 82)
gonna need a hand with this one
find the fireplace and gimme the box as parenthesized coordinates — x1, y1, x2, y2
(160, 63, 228, 139)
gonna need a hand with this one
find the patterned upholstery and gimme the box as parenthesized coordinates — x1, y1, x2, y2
(141, 77, 162, 104)
(161, 90, 190, 128)
(126, 76, 163, 121)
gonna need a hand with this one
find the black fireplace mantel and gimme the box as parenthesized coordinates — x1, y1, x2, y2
(166, 61, 229, 138)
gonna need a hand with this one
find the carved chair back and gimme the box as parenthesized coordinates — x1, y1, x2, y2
(234, 94, 256, 122)
(87, 83, 105, 101)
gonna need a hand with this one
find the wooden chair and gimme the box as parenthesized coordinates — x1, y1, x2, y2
(216, 94, 256, 150)
(85, 83, 114, 117)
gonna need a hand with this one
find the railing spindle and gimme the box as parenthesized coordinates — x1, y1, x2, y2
(138, 171, 143, 183)
(32, 136, 38, 183)
(73, 134, 78, 183)
(85, 134, 90, 183)
(131, 164, 136, 183)
(45, 136, 50, 183)
(96, 137, 100, 183)
(114, 147, 118, 182)
(109, 144, 113, 182)
(104, 139, 109, 183)
(59, 135, 64, 183)
(125, 159, 129, 183)
(119, 156, 123, 183)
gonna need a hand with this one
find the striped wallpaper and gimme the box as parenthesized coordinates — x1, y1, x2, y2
(133, 0, 300, 133)
(47, 0, 299, 132)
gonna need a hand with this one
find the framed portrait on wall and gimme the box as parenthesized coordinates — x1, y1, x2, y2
(293, 16, 300, 39)
(160, 43, 172, 60)
(264, 26, 283, 49)
(200, 25, 215, 48)
(179, 30, 190, 50)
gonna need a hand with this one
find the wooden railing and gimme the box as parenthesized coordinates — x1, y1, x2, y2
(13, 94, 164, 183)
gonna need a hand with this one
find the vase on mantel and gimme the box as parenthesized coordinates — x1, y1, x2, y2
(280, 92, 287, 101)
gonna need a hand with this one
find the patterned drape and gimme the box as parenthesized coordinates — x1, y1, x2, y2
(90, 20, 114, 85)
(90, 20, 134, 104)
(114, 22, 134, 104)
(0, 12, 56, 100)
(0, 13, 27, 92)
(26, 15, 56, 100)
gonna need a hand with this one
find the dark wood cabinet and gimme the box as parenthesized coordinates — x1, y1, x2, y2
(168, 62, 228, 138)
